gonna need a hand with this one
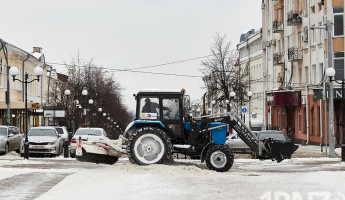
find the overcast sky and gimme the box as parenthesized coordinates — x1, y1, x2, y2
(1, 0, 261, 111)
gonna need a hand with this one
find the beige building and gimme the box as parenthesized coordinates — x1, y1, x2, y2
(237, 29, 265, 130)
(0, 39, 49, 132)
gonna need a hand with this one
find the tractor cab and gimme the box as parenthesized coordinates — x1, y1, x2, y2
(134, 89, 188, 139)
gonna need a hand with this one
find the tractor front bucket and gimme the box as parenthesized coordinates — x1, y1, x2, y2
(264, 138, 299, 163)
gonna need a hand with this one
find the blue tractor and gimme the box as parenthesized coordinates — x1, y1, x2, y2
(124, 89, 298, 172)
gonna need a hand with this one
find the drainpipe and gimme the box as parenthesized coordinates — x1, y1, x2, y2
(306, 0, 311, 145)
(320, 99, 323, 152)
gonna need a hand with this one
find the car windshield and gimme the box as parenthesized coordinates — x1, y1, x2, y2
(0, 128, 7, 136)
(258, 132, 287, 141)
(55, 128, 63, 134)
(28, 129, 57, 137)
(75, 129, 102, 136)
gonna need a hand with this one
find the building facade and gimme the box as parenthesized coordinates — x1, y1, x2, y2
(262, 0, 344, 145)
(0, 39, 49, 133)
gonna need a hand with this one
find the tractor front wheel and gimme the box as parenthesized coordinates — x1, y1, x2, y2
(205, 145, 234, 172)
(127, 127, 172, 165)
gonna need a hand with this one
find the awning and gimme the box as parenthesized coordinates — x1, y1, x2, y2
(266, 91, 301, 106)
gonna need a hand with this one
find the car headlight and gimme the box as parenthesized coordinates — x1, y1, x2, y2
(48, 141, 56, 145)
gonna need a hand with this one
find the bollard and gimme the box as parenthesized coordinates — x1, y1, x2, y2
(64, 140, 69, 158)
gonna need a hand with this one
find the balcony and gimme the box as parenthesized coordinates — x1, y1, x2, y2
(273, 53, 285, 65)
(273, 20, 284, 33)
(288, 47, 303, 61)
(287, 11, 302, 26)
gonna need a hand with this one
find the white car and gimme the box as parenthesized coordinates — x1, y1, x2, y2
(54, 126, 69, 143)
(20, 127, 63, 157)
(0, 126, 22, 155)
(70, 128, 110, 158)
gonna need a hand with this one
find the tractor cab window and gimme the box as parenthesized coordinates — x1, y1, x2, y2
(140, 97, 160, 120)
(162, 98, 180, 120)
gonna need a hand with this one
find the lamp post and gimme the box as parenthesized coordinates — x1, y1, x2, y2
(325, 68, 345, 161)
(225, 100, 230, 112)
(211, 100, 216, 115)
(82, 89, 88, 127)
(247, 91, 253, 128)
(9, 66, 43, 160)
(230, 91, 236, 113)
(325, 68, 336, 158)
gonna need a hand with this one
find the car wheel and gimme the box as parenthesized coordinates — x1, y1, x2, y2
(127, 127, 172, 165)
(70, 152, 76, 158)
(205, 145, 234, 172)
(4, 143, 9, 155)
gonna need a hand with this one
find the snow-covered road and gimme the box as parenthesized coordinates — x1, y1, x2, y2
(0, 146, 344, 200)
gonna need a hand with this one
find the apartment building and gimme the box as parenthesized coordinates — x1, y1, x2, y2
(237, 29, 265, 131)
(0, 39, 48, 132)
(262, 0, 344, 145)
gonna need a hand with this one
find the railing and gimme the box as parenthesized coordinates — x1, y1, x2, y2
(288, 47, 303, 61)
(287, 11, 302, 26)
(273, 53, 285, 65)
(273, 20, 284, 33)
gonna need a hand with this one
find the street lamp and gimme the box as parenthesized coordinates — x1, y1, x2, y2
(325, 68, 345, 161)
(98, 108, 102, 112)
(230, 91, 236, 113)
(211, 100, 216, 115)
(225, 100, 230, 112)
(10, 66, 43, 160)
(247, 91, 253, 128)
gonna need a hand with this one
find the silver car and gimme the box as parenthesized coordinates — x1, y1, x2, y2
(226, 133, 252, 153)
(0, 126, 22, 155)
(20, 127, 63, 157)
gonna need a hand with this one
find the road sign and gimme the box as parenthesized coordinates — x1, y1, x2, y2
(242, 106, 247, 114)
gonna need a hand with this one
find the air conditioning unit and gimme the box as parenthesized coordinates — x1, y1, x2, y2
(303, 26, 308, 32)
(301, 96, 306, 104)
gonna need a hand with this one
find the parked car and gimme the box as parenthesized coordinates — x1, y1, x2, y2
(0, 126, 22, 155)
(226, 133, 251, 153)
(70, 128, 110, 158)
(54, 126, 69, 143)
(20, 126, 63, 157)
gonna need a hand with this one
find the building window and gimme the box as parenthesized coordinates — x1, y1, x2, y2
(298, 107, 301, 132)
(303, 106, 307, 135)
(312, 65, 316, 84)
(333, 7, 344, 37)
(317, 106, 321, 136)
(318, 63, 323, 84)
(311, 107, 314, 136)
(334, 52, 344, 80)
(299, 68, 302, 87)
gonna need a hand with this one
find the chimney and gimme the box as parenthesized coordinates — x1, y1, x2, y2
(33, 47, 42, 53)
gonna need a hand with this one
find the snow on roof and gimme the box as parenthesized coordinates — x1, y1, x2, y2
(51, 65, 69, 76)
(32, 52, 42, 60)
(138, 88, 182, 93)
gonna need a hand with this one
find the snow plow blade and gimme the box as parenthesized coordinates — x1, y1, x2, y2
(264, 139, 299, 163)
(76, 139, 124, 165)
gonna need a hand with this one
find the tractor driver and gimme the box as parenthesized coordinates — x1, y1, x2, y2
(142, 98, 160, 113)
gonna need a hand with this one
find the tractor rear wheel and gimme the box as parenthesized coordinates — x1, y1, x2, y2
(205, 145, 234, 172)
(127, 127, 172, 165)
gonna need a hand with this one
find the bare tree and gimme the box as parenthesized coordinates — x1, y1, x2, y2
(200, 33, 249, 113)
(49, 55, 133, 139)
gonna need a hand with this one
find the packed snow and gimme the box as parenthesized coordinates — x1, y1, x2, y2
(0, 146, 344, 200)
